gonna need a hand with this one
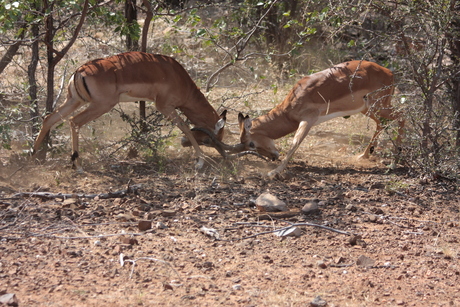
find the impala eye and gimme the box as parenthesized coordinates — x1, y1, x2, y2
(249, 141, 255, 149)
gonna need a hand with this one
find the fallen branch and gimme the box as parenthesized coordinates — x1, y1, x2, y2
(13, 184, 142, 200)
(215, 221, 351, 242)
(256, 210, 302, 220)
(238, 222, 350, 240)
(27, 232, 144, 240)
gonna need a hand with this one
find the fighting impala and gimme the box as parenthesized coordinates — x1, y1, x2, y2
(32, 52, 233, 171)
(237, 60, 404, 178)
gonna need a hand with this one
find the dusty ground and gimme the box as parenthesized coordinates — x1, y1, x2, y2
(1, 108, 460, 307)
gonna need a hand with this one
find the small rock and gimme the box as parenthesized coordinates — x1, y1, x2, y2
(200, 226, 220, 240)
(163, 283, 173, 290)
(232, 284, 242, 290)
(0, 293, 18, 306)
(255, 192, 288, 212)
(302, 199, 320, 214)
(345, 204, 357, 212)
(368, 214, 378, 223)
(274, 227, 302, 237)
(310, 295, 327, 307)
(356, 255, 375, 268)
(348, 235, 360, 245)
(161, 210, 176, 217)
(63, 198, 78, 206)
(316, 260, 327, 269)
(349, 235, 367, 247)
(370, 182, 385, 189)
(156, 222, 168, 229)
(119, 236, 139, 245)
(138, 220, 152, 231)
(202, 261, 214, 268)
(115, 213, 136, 222)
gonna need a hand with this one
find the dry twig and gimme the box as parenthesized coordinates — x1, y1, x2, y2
(120, 254, 180, 280)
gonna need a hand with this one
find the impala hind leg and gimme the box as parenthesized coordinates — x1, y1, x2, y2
(268, 119, 315, 179)
(358, 113, 384, 160)
(67, 102, 115, 171)
(33, 96, 85, 157)
(359, 107, 404, 161)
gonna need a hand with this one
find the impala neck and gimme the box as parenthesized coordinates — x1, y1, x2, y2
(180, 87, 220, 130)
(252, 107, 299, 140)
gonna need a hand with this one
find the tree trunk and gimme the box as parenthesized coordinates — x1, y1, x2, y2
(449, 0, 460, 147)
(38, 1, 55, 154)
(28, 21, 40, 136)
(0, 24, 26, 75)
(36, 0, 90, 158)
(139, 0, 154, 128)
(125, 0, 139, 52)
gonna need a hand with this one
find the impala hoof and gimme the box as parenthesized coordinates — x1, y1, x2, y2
(195, 157, 205, 170)
(266, 170, 279, 180)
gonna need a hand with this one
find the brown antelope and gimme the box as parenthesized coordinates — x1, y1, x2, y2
(32, 52, 229, 171)
(237, 60, 404, 178)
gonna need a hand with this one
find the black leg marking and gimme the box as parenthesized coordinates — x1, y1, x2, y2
(71, 151, 79, 161)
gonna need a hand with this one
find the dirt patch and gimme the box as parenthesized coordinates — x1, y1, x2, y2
(1, 113, 459, 307)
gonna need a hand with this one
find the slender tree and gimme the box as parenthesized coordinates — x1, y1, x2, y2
(35, 0, 90, 158)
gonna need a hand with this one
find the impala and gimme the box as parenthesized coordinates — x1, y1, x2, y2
(237, 60, 404, 178)
(32, 52, 229, 171)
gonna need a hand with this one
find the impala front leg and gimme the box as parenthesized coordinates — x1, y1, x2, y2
(267, 120, 315, 179)
(169, 110, 206, 169)
(358, 115, 383, 160)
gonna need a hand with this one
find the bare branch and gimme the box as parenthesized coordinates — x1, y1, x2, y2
(220, 221, 351, 241)
(204, 0, 280, 92)
(54, 0, 90, 65)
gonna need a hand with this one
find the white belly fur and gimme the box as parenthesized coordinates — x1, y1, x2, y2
(118, 93, 152, 103)
(315, 106, 366, 125)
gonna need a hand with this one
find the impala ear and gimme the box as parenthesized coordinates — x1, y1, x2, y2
(243, 116, 252, 131)
(238, 112, 245, 124)
(214, 118, 226, 134)
(238, 113, 252, 131)
(213, 110, 227, 135)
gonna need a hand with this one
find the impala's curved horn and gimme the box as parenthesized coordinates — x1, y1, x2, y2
(191, 127, 268, 161)
(230, 150, 269, 161)
(192, 127, 245, 154)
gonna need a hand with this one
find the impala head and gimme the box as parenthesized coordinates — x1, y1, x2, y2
(238, 113, 279, 161)
(181, 110, 227, 147)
